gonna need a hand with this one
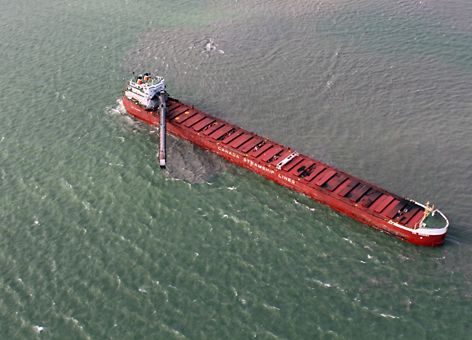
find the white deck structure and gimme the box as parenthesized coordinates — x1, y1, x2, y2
(124, 73, 166, 110)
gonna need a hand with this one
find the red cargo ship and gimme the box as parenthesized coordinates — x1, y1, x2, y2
(122, 73, 449, 246)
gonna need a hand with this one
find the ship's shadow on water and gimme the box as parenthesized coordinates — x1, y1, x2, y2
(160, 136, 229, 184)
(107, 99, 228, 183)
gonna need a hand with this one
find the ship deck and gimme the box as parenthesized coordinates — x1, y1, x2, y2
(164, 98, 427, 230)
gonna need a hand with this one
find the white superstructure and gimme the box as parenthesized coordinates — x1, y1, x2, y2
(124, 73, 166, 110)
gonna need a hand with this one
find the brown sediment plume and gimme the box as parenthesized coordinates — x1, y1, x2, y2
(163, 136, 229, 184)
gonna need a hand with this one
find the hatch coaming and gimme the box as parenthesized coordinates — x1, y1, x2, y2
(121, 95, 447, 245)
(165, 97, 448, 236)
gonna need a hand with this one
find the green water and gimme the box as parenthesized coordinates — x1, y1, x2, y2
(1, 0, 472, 338)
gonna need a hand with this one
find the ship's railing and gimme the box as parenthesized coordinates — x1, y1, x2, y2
(410, 200, 449, 231)
(129, 80, 165, 95)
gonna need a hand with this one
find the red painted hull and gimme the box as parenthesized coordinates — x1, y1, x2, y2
(122, 96, 447, 246)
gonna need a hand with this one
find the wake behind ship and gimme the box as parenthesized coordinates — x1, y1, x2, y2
(122, 72, 449, 246)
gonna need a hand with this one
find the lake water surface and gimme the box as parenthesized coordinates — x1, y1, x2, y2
(1, 0, 471, 338)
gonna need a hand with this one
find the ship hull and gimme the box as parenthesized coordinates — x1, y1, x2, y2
(122, 96, 446, 247)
